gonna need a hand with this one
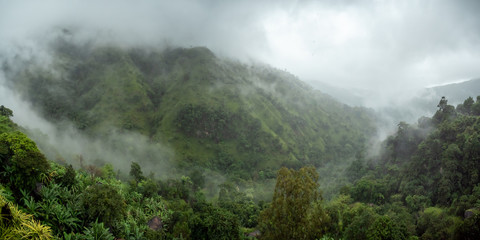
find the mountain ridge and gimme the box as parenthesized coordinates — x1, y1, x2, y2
(2, 39, 376, 183)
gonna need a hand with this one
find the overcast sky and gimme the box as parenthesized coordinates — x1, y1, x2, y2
(1, 0, 480, 103)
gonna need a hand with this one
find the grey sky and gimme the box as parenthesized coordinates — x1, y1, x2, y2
(1, 0, 480, 105)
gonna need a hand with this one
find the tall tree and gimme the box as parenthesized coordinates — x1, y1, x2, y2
(0, 105, 13, 118)
(129, 162, 145, 182)
(260, 166, 329, 239)
(0, 131, 49, 193)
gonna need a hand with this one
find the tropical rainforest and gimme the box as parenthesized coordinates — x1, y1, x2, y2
(1, 39, 480, 239)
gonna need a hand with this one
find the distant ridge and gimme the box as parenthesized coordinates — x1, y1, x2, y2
(2, 38, 376, 181)
(427, 78, 480, 105)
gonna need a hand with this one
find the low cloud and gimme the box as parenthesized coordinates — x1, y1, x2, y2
(1, 72, 174, 178)
(1, 0, 479, 166)
(2, 0, 480, 106)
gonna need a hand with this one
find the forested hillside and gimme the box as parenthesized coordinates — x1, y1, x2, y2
(338, 96, 480, 239)
(2, 38, 375, 187)
(2, 0, 480, 238)
(2, 35, 480, 240)
(258, 96, 480, 239)
(0, 108, 254, 239)
(2, 95, 480, 239)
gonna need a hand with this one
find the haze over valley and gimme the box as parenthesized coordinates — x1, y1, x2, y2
(1, 1, 480, 239)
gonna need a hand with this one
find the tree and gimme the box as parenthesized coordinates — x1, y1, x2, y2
(343, 203, 379, 240)
(437, 96, 448, 111)
(0, 131, 50, 193)
(346, 157, 366, 183)
(259, 166, 329, 240)
(455, 211, 480, 239)
(433, 97, 456, 123)
(218, 182, 260, 228)
(190, 203, 240, 240)
(189, 169, 205, 191)
(463, 97, 474, 115)
(80, 184, 126, 229)
(0, 105, 13, 118)
(130, 162, 145, 182)
(350, 178, 386, 204)
(472, 96, 480, 115)
(367, 215, 406, 240)
(417, 207, 460, 240)
(60, 164, 76, 188)
(325, 194, 353, 238)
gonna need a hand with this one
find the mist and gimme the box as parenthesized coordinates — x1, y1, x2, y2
(1, 73, 174, 179)
(1, 0, 479, 177)
(2, 1, 479, 99)
(1, 0, 478, 137)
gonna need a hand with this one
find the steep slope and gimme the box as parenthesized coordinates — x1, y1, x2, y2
(2, 38, 376, 180)
(348, 95, 480, 211)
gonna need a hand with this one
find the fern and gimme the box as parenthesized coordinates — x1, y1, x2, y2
(18, 219, 53, 240)
(83, 220, 115, 240)
(0, 195, 53, 240)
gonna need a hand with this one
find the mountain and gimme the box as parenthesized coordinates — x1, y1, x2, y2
(309, 81, 366, 107)
(314, 78, 480, 126)
(428, 78, 480, 104)
(3, 38, 480, 240)
(394, 78, 480, 123)
(1, 37, 376, 183)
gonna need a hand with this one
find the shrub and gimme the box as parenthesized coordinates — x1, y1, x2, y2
(81, 184, 126, 229)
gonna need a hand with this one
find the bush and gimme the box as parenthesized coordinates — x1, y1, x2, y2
(80, 184, 126, 229)
(60, 165, 77, 188)
(0, 131, 50, 192)
(190, 203, 241, 240)
(83, 221, 115, 240)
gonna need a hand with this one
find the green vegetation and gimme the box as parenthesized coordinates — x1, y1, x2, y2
(0, 108, 50, 196)
(341, 96, 480, 239)
(1, 94, 480, 239)
(2, 39, 480, 239)
(0, 194, 53, 240)
(3, 40, 375, 190)
(259, 166, 329, 239)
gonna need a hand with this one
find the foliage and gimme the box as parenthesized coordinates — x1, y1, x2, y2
(82, 221, 115, 240)
(190, 202, 241, 240)
(176, 104, 236, 142)
(0, 194, 53, 240)
(130, 162, 145, 182)
(32, 183, 82, 234)
(218, 182, 260, 228)
(0, 115, 16, 134)
(324, 194, 353, 237)
(346, 156, 367, 183)
(3, 42, 480, 239)
(0, 131, 50, 193)
(366, 215, 406, 240)
(343, 96, 480, 239)
(60, 164, 77, 188)
(350, 177, 387, 204)
(0, 105, 13, 118)
(259, 166, 329, 240)
(80, 184, 126, 229)
(4, 41, 376, 182)
(455, 211, 480, 239)
(416, 207, 460, 240)
(342, 203, 379, 240)
(188, 168, 205, 191)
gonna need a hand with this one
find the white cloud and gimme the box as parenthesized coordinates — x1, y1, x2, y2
(1, 0, 479, 108)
